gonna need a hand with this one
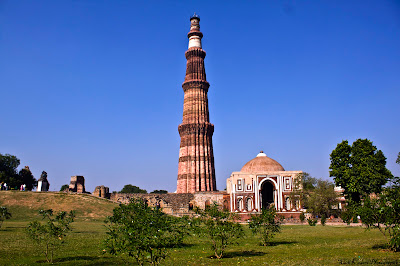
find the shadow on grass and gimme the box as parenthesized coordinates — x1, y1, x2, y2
(265, 240, 298, 246)
(40, 256, 118, 265)
(222, 250, 266, 258)
(371, 243, 389, 250)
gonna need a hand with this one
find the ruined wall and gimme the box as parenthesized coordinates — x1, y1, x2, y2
(110, 191, 229, 216)
(93, 185, 110, 199)
(69, 176, 85, 193)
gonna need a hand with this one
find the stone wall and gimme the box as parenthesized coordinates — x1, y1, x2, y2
(69, 176, 85, 193)
(110, 191, 229, 217)
(93, 185, 110, 199)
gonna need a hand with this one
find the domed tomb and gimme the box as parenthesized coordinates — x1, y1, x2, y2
(240, 151, 285, 172)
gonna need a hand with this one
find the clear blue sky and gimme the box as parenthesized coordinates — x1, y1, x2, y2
(1, 1, 399, 193)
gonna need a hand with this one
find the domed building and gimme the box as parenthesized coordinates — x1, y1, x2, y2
(226, 151, 303, 219)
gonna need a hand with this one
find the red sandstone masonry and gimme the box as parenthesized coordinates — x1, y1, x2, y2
(177, 17, 216, 193)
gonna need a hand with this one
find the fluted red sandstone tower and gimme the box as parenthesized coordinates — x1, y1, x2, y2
(177, 14, 217, 193)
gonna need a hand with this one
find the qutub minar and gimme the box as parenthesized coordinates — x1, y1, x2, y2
(100, 14, 307, 220)
(177, 14, 217, 193)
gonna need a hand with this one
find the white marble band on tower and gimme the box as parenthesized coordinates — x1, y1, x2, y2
(188, 13, 202, 49)
(188, 35, 202, 49)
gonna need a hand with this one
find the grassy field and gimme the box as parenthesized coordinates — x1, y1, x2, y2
(1, 191, 399, 265)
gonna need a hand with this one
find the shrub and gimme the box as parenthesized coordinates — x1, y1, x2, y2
(249, 205, 281, 246)
(307, 218, 317, 226)
(26, 209, 75, 263)
(0, 207, 12, 229)
(321, 214, 326, 226)
(104, 198, 188, 265)
(299, 212, 305, 223)
(358, 179, 400, 252)
(195, 203, 244, 259)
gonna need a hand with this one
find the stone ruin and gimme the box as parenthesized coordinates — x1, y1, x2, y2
(93, 185, 110, 199)
(110, 191, 229, 217)
(68, 175, 85, 193)
(37, 171, 50, 192)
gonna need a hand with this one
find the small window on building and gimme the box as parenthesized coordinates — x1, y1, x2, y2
(189, 203, 193, 211)
(237, 179, 242, 190)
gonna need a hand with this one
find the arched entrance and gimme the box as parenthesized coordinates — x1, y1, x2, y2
(261, 181, 274, 209)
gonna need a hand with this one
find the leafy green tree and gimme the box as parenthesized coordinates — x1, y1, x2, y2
(0, 153, 20, 188)
(59, 184, 69, 191)
(358, 179, 400, 251)
(195, 203, 244, 259)
(26, 209, 75, 263)
(0, 154, 37, 190)
(329, 139, 393, 205)
(307, 180, 338, 217)
(119, 184, 147, 194)
(150, 190, 168, 194)
(18, 167, 37, 191)
(104, 198, 187, 265)
(0, 207, 12, 229)
(290, 173, 338, 217)
(248, 205, 281, 246)
(357, 155, 400, 251)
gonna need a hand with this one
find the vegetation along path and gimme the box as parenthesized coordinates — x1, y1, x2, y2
(1, 191, 399, 265)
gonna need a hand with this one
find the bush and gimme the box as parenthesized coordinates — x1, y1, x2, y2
(321, 214, 326, 226)
(249, 205, 281, 246)
(104, 198, 188, 265)
(358, 179, 400, 252)
(59, 184, 69, 192)
(299, 212, 305, 223)
(195, 203, 244, 259)
(26, 209, 75, 263)
(0, 207, 12, 229)
(307, 218, 317, 226)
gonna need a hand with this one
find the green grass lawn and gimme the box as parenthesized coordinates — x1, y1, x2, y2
(1, 191, 399, 265)
(1, 220, 399, 265)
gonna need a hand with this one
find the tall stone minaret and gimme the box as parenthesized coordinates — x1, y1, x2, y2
(177, 14, 217, 193)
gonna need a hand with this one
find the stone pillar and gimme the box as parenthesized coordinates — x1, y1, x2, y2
(177, 14, 217, 193)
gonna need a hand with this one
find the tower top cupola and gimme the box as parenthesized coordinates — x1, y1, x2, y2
(188, 12, 203, 49)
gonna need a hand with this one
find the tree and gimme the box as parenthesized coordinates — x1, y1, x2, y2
(248, 205, 281, 246)
(0, 153, 20, 188)
(290, 173, 338, 217)
(0, 207, 12, 229)
(306, 179, 338, 217)
(59, 184, 69, 192)
(194, 203, 244, 259)
(357, 154, 400, 251)
(26, 209, 75, 263)
(18, 166, 37, 191)
(0, 154, 36, 190)
(329, 139, 393, 205)
(358, 178, 400, 251)
(119, 184, 147, 194)
(104, 198, 187, 265)
(150, 190, 168, 194)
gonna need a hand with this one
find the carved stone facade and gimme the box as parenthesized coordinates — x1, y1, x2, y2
(226, 151, 303, 219)
(69, 176, 85, 193)
(177, 14, 216, 193)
